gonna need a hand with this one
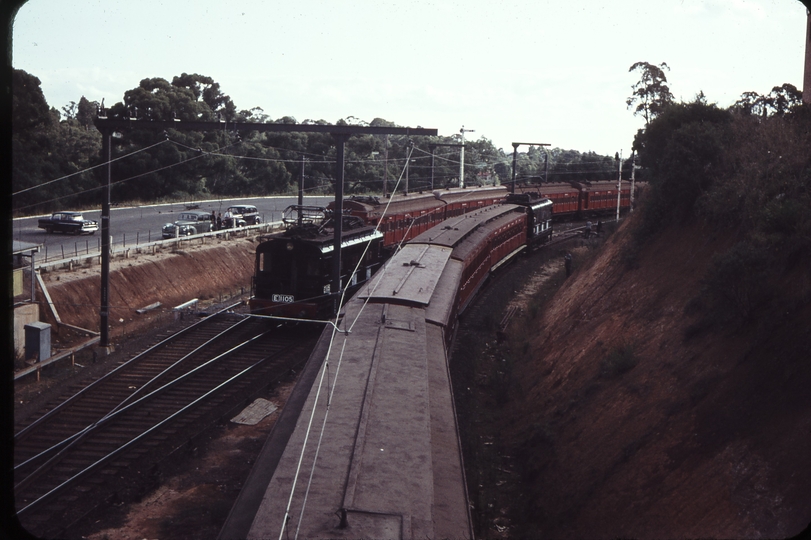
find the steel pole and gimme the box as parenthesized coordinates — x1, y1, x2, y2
(332, 134, 349, 315)
(430, 146, 436, 191)
(459, 126, 474, 188)
(459, 134, 465, 188)
(511, 143, 519, 194)
(630, 151, 636, 212)
(30, 251, 36, 303)
(616, 151, 623, 222)
(100, 131, 111, 351)
(298, 156, 305, 227)
(383, 134, 389, 198)
(405, 141, 413, 196)
(544, 150, 549, 183)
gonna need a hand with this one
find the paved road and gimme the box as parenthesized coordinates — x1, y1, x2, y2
(12, 196, 335, 260)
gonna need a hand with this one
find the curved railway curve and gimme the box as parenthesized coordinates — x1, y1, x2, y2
(13, 305, 321, 539)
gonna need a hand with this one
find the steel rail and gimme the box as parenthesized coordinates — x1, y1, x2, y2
(15, 326, 276, 494)
(14, 312, 255, 473)
(16, 329, 291, 516)
(14, 301, 242, 442)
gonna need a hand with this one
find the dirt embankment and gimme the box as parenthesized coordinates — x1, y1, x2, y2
(501, 217, 811, 538)
(36, 237, 258, 347)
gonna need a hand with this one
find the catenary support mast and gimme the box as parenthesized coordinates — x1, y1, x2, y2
(511, 142, 550, 194)
(93, 116, 437, 336)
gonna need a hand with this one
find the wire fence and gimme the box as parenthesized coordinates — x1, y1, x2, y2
(34, 221, 281, 270)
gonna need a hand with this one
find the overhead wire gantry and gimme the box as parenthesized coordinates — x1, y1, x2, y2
(93, 114, 437, 351)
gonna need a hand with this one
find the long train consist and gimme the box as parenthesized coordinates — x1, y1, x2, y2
(331, 185, 508, 249)
(514, 179, 634, 219)
(249, 188, 553, 319)
(335, 180, 634, 235)
(221, 203, 551, 540)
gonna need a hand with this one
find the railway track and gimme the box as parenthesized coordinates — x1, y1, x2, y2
(13, 304, 320, 538)
(545, 219, 613, 247)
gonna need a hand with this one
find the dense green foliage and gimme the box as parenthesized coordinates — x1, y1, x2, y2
(634, 98, 735, 232)
(12, 69, 620, 215)
(12, 70, 103, 214)
(631, 86, 810, 332)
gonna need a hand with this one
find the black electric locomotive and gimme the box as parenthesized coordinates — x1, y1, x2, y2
(249, 206, 385, 319)
(506, 191, 554, 248)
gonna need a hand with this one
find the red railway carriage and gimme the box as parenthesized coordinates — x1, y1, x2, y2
(409, 204, 528, 315)
(432, 185, 508, 217)
(376, 204, 447, 247)
(329, 186, 508, 249)
(573, 180, 632, 216)
(236, 204, 551, 540)
(340, 192, 443, 225)
(514, 181, 637, 218)
(531, 183, 581, 217)
(338, 192, 447, 247)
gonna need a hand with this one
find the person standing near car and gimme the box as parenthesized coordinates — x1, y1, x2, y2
(223, 209, 234, 228)
(217, 213, 222, 231)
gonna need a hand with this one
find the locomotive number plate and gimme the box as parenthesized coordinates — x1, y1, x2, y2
(272, 294, 295, 303)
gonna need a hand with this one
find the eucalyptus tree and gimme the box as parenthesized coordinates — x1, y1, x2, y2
(104, 73, 293, 201)
(12, 69, 59, 212)
(11, 69, 102, 213)
(626, 61, 675, 125)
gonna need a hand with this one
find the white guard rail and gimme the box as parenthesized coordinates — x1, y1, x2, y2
(35, 221, 283, 273)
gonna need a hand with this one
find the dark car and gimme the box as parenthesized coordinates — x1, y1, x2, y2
(161, 211, 214, 238)
(38, 212, 99, 235)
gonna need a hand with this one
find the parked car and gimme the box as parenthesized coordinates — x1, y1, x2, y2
(222, 205, 261, 228)
(161, 211, 214, 238)
(38, 212, 99, 235)
(162, 222, 198, 238)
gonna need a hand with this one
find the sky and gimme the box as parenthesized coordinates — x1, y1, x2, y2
(9, 0, 809, 157)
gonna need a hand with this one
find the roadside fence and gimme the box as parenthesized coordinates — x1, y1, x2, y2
(35, 221, 283, 273)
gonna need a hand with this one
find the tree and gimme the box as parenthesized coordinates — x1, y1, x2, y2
(104, 74, 263, 201)
(626, 61, 675, 125)
(732, 84, 802, 117)
(732, 91, 770, 117)
(12, 69, 104, 214)
(76, 96, 99, 130)
(13, 70, 64, 211)
(12, 69, 53, 134)
(764, 83, 803, 116)
(632, 97, 733, 230)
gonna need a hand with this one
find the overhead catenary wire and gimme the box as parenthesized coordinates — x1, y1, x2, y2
(12, 137, 244, 213)
(278, 146, 415, 540)
(284, 182, 518, 538)
(16, 133, 622, 213)
(12, 139, 171, 197)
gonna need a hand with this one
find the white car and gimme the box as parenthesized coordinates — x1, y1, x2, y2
(223, 205, 261, 227)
